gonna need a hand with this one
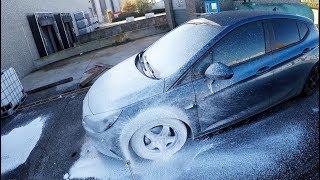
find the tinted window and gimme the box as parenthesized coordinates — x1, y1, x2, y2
(212, 21, 266, 66)
(272, 19, 300, 50)
(297, 21, 309, 40)
(193, 21, 266, 77)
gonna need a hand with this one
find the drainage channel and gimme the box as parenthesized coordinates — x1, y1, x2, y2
(12, 63, 111, 114)
(17, 86, 91, 111)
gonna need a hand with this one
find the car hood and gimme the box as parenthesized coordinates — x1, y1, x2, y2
(87, 55, 164, 114)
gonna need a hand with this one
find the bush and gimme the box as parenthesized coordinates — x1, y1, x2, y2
(136, 0, 151, 14)
(105, 10, 114, 22)
(121, 0, 137, 13)
(112, 8, 166, 22)
(121, 0, 152, 14)
(301, 0, 319, 9)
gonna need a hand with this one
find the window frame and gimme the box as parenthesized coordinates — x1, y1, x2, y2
(211, 20, 268, 67)
(174, 20, 270, 87)
(268, 18, 309, 53)
(296, 20, 310, 41)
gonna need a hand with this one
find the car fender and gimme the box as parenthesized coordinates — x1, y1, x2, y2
(297, 45, 319, 94)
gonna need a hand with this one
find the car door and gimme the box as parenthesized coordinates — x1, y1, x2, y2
(192, 20, 275, 133)
(266, 18, 315, 105)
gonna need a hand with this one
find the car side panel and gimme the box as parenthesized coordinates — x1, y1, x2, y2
(120, 79, 200, 137)
(193, 54, 275, 132)
(268, 22, 319, 105)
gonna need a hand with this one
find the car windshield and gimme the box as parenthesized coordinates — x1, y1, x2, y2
(140, 19, 224, 79)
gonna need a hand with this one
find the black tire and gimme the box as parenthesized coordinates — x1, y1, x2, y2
(301, 63, 319, 96)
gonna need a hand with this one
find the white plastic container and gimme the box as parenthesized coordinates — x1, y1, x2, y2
(1, 68, 25, 116)
(74, 11, 86, 21)
(78, 26, 92, 35)
(76, 19, 90, 29)
(90, 17, 99, 29)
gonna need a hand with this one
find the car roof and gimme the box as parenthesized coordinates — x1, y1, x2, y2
(200, 10, 313, 27)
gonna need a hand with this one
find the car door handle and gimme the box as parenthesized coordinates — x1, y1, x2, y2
(256, 66, 270, 75)
(184, 103, 197, 110)
(301, 48, 311, 55)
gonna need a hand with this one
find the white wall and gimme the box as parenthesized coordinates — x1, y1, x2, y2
(94, 0, 105, 22)
(104, 0, 121, 13)
(1, 0, 92, 78)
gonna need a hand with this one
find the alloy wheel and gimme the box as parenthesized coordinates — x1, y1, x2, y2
(130, 119, 187, 160)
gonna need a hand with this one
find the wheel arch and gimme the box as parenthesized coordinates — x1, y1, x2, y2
(119, 105, 197, 161)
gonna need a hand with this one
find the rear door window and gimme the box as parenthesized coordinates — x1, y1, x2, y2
(271, 19, 300, 50)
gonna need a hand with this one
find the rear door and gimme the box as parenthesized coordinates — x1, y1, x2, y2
(267, 18, 313, 105)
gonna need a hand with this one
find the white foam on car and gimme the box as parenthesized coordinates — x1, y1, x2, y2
(1, 115, 48, 174)
(65, 137, 130, 179)
(129, 122, 303, 180)
(69, 105, 307, 179)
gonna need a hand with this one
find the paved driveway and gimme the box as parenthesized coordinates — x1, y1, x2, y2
(1, 89, 319, 179)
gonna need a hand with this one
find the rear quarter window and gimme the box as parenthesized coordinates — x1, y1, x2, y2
(271, 19, 300, 50)
(297, 21, 309, 40)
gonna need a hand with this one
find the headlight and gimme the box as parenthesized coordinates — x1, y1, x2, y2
(83, 110, 122, 133)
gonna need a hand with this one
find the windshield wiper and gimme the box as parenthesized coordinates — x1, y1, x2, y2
(143, 56, 159, 79)
(139, 51, 159, 79)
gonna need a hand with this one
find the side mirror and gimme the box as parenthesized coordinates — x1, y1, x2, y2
(205, 62, 234, 80)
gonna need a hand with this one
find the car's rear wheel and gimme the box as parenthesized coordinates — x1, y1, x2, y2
(302, 64, 319, 96)
(130, 119, 187, 160)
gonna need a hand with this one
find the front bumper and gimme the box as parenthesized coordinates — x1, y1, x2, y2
(82, 94, 124, 159)
(83, 124, 123, 159)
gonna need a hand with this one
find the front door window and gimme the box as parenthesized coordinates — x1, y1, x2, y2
(192, 21, 270, 132)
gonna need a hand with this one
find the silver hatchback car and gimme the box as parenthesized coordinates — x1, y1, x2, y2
(82, 11, 319, 160)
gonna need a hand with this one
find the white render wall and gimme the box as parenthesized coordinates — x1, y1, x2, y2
(94, 0, 105, 23)
(1, 0, 92, 78)
(105, 0, 121, 13)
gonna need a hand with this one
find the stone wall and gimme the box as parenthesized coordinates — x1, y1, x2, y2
(78, 14, 169, 44)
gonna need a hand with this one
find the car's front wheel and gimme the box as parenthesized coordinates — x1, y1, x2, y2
(130, 119, 187, 160)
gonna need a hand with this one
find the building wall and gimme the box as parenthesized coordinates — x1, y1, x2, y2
(1, 0, 92, 78)
(93, 0, 105, 22)
(103, 0, 121, 13)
